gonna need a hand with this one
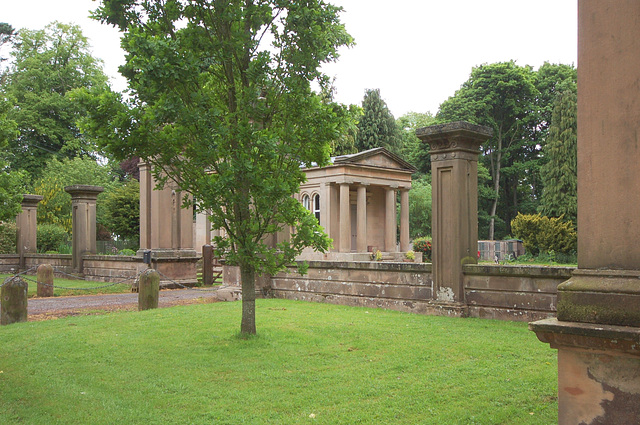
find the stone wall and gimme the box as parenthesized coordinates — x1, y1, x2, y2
(263, 261, 574, 321)
(0, 255, 20, 273)
(463, 264, 573, 321)
(83, 255, 147, 282)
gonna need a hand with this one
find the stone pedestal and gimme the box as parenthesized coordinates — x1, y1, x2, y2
(16, 194, 43, 268)
(530, 2, 640, 423)
(416, 122, 492, 303)
(65, 185, 103, 273)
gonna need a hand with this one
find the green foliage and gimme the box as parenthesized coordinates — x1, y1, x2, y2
(539, 90, 577, 222)
(355, 88, 401, 154)
(407, 177, 432, 239)
(2, 22, 109, 179)
(101, 179, 139, 240)
(0, 221, 17, 254)
(437, 61, 577, 240)
(412, 236, 432, 260)
(331, 104, 362, 156)
(36, 223, 69, 253)
(33, 157, 115, 232)
(511, 213, 577, 255)
(118, 248, 136, 256)
(404, 250, 415, 260)
(82, 0, 353, 335)
(396, 111, 436, 176)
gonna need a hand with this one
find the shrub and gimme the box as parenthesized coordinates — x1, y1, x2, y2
(118, 248, 136, 256)
(413, 237, 432, 261)
(0, 221, 17, 254)
(37, 224, 69, 253)
(511, 213, 577, 255)
(405, 250, 415, 261)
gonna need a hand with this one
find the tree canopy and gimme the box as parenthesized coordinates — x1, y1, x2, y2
(436, 61, 576, 240)
(355, 88, 400, 154)
(79, 0, 353, 335)
(2, 22, 109, 179)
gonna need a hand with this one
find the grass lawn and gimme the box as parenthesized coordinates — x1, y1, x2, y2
(0, 299, 557, 424)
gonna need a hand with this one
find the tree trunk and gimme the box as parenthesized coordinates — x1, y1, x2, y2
(240, 263, 256, 335)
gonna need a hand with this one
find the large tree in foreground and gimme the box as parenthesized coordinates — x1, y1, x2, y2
(79, 0, 353, 335)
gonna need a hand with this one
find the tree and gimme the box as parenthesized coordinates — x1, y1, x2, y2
(33, 157, 115, 232)
(355, 88, 400, 154)
(80, 0, 353, 335)
(396, 111, 436, 176)
(539, 90, 577, 222)
(437, 62, 538, 240)
(331, 104, 361, 156)
(3, 22, 109, 179)
(101, 179, 140, 240)
(407, 177, 431, 239)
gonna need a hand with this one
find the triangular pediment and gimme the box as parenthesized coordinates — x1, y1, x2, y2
(332, 147, 416, 172)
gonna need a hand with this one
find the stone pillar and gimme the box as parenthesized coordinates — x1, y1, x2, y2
(139, 161, 152, 250)
(16, 194, 43, 268)
(530, 2, 640, 423)
(65, 185, 103, 274)
(416, 122, 492, 303)
(356, 185, 367, 253)
(339, 183, 350, 252)
(384, 187, 396, 252)
(138, 162, 196, 257)
(400, 189, 410, 252)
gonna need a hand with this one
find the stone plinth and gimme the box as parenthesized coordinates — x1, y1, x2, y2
(64, 185, 103, 273)
(530, 319, 640, 424)
(16, 194, 43, 268)
(416, 121, 492, 303)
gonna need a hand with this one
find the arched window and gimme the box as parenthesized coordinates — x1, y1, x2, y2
(302, 194, 310, 210)
(312, 194, 320, 221)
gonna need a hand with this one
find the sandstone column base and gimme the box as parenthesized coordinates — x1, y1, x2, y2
(530, 318, 640, 424)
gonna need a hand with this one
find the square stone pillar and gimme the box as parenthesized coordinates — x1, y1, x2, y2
(356, 185, 368, 253)
(16, 194, 43, 268)
(65, 185, 104, 273)
(530, 2, 640, 423)
(416, 122, 492, 303)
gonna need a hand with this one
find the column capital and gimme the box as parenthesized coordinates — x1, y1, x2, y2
(21, 194, 43, 208)
(64, 185, 104, 201)
(416, 121, 493, 157)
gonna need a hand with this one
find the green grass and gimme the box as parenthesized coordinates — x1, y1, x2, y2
(0, 273, 133, 297)
(0, 299, 557, 424)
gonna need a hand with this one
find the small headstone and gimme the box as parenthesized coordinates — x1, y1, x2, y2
(37, 264, 54, 297)
(1, 277, 28, 325)
(138, 269, 159, 311)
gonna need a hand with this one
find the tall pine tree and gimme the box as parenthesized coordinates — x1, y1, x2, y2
(539, 90, 577, 222)
(355, 89, 400, 154)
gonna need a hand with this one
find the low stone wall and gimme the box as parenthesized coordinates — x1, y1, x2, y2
(83, 255, 146, 282)
(259, 261, 575, 322)
(463, 264, 574, 321)
(0, 254, 20, 273)
(25, 254, 73, 275)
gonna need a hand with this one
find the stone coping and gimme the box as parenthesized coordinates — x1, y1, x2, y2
(24, 253, 72, 259)
(287, 260, 432, 273)
(463, 264, 574, 278)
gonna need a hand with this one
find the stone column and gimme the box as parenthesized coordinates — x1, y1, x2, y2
(339, 183, 350, 252)
(530, 2, 640, 423)
(356, 185, 367, 253)
(320, 182, 333, 248)
(65, 185, 104, 273)
(416, 122, 492, 303)
(16, 194, 43, 268)
(384, 187, 396, 252)
(399, 189, 410, 252)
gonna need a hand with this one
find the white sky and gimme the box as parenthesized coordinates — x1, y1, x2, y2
(3, 0, 577, 117)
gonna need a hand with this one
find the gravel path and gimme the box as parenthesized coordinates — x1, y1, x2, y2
(27, 288, 220, 320)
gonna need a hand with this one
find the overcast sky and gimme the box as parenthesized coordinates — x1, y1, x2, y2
(4, 0, 578, 117)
